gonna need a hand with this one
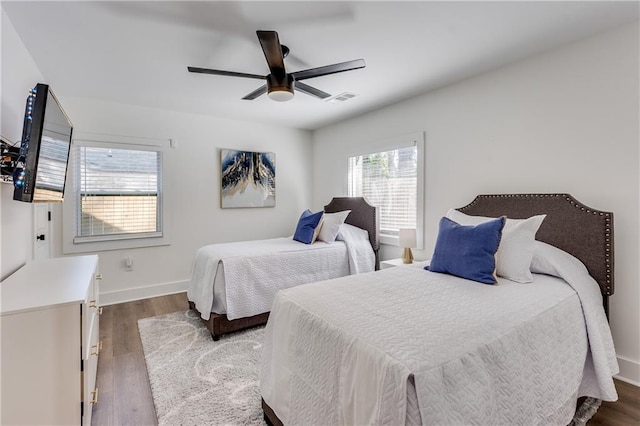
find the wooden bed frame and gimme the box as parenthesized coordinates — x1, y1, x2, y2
(189, 196, 380, 341)
(262, 193, 615, 426)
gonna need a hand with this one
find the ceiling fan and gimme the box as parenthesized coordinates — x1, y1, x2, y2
(188, 30, 365, 102)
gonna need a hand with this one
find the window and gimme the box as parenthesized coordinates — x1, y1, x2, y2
(348, 132, 424, 247)
(76, 146, 161, 241)
(63, 136, 170, 253)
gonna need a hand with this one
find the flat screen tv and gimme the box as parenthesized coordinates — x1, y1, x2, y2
(13, 83, 73, 203)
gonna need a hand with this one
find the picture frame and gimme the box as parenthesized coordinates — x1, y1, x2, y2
(220, 149, 276, 208)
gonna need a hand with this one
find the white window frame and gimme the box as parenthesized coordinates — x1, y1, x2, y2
(347, 132, 424, 249)
(62, 133, 171, 254)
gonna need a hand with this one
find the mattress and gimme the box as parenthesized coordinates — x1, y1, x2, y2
(260, 246, 618, 425)
(188, 233, 375, 320)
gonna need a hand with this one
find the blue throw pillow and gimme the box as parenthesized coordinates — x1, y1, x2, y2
(426, 216, 506, 284)
(293, 209, 324, 244)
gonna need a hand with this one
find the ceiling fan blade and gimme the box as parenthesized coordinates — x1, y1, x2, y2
(242, 85, 268, 100)
(187, 66, 265, 80)
(294, 81, 331, 99)
(291, 59, 365, 81)
(256, 30, 286, 77)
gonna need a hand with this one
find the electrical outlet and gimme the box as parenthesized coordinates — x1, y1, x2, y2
(124, 255, 133, 271)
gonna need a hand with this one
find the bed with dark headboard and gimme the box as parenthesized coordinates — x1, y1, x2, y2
(458, 193, 614, 314)
(261, 193, 617, 426)
(189, 196, 379, 340)
(325, 196, 380, 270)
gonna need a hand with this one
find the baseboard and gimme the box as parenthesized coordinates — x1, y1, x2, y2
(615, 355, 640, 387)
(99, 279, 189, 306)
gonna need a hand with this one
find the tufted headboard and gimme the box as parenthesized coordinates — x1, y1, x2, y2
(324, 197, 380, 270)
(458, 194, 614, 313)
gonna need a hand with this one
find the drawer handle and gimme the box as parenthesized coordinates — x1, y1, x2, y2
(91, 341, 103, 356)
(95, 274, 103, 280)
(98, 306, 103, 315)
(90, 388, 99, 405)
(89, 300, 97, 308)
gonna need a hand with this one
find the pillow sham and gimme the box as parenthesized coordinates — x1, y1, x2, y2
(318, 210, 351, 243)
(446, 209, 546, 283)
(427, 216, 506, 284)
(293, 209, 324, 244)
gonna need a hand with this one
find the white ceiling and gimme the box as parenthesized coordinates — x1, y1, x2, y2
(3, 1, 638, 130)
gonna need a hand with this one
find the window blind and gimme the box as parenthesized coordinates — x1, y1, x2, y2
(75, 145, 161, 240)
(348, 145, 417, 236)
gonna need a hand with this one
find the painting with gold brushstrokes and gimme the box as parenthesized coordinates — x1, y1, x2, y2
(220, 149, 275, 208)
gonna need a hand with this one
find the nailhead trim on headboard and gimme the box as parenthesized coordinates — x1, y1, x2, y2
(564, 195, 613, 294)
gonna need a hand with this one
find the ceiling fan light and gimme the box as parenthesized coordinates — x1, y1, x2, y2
(268, 89, 294, 102)
(266, 74, 294, 102)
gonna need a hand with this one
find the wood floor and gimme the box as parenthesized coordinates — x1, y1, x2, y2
(91, 292, 187, 425)
(92, 293, 639, 426)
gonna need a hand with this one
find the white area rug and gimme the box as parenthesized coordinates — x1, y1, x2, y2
(138, 310, 266, 425)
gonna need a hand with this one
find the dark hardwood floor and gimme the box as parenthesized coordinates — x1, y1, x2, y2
(591, 379, 640, 426)
(91, 293, 639, 425)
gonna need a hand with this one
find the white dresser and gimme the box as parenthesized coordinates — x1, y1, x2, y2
(0, 255, 101, 426)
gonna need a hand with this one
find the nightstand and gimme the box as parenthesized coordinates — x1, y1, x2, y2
(380, 258, 429, 270)
(380, 258, 411, 269)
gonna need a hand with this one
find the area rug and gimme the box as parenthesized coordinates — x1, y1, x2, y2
(138, 310, 266, 425)
(139, 310, 601, 426)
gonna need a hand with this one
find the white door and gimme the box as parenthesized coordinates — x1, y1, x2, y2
(33, 203, 51, 260)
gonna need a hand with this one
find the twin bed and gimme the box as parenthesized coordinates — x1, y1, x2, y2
(187, 197, 380, 340)
(259, 194, 619, 425)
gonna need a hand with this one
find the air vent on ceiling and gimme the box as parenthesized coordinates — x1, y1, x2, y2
(325, 92, 358, 103)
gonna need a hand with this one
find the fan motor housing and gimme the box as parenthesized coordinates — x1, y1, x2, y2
(267, 74, 294, 101)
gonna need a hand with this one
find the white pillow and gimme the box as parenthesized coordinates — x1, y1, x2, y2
(318, 210, 351, 243)
(312, 215, 325, 243)
(530, 240, 590, 279)
(446, 209, 546, 283)
(336, 222, 369, 243)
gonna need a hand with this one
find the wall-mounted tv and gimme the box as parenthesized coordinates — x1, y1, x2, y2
(13, 83, 73, 203)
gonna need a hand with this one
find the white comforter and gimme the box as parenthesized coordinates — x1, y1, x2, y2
(260, 242, 618, 425)
(188, 231, 375, 321)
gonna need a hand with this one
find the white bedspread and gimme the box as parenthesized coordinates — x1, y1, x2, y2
(188, 235, 375, 320)
(260, 244, 618, 425)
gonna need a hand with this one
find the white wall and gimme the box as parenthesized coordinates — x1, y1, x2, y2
(0, 9, 45, 280)
(312, 22, 640, 385)
(1, 7, 313, 299)
(54, 97, 312, 304)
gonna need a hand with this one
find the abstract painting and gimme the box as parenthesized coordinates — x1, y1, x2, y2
(220, 149, 275, 208)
